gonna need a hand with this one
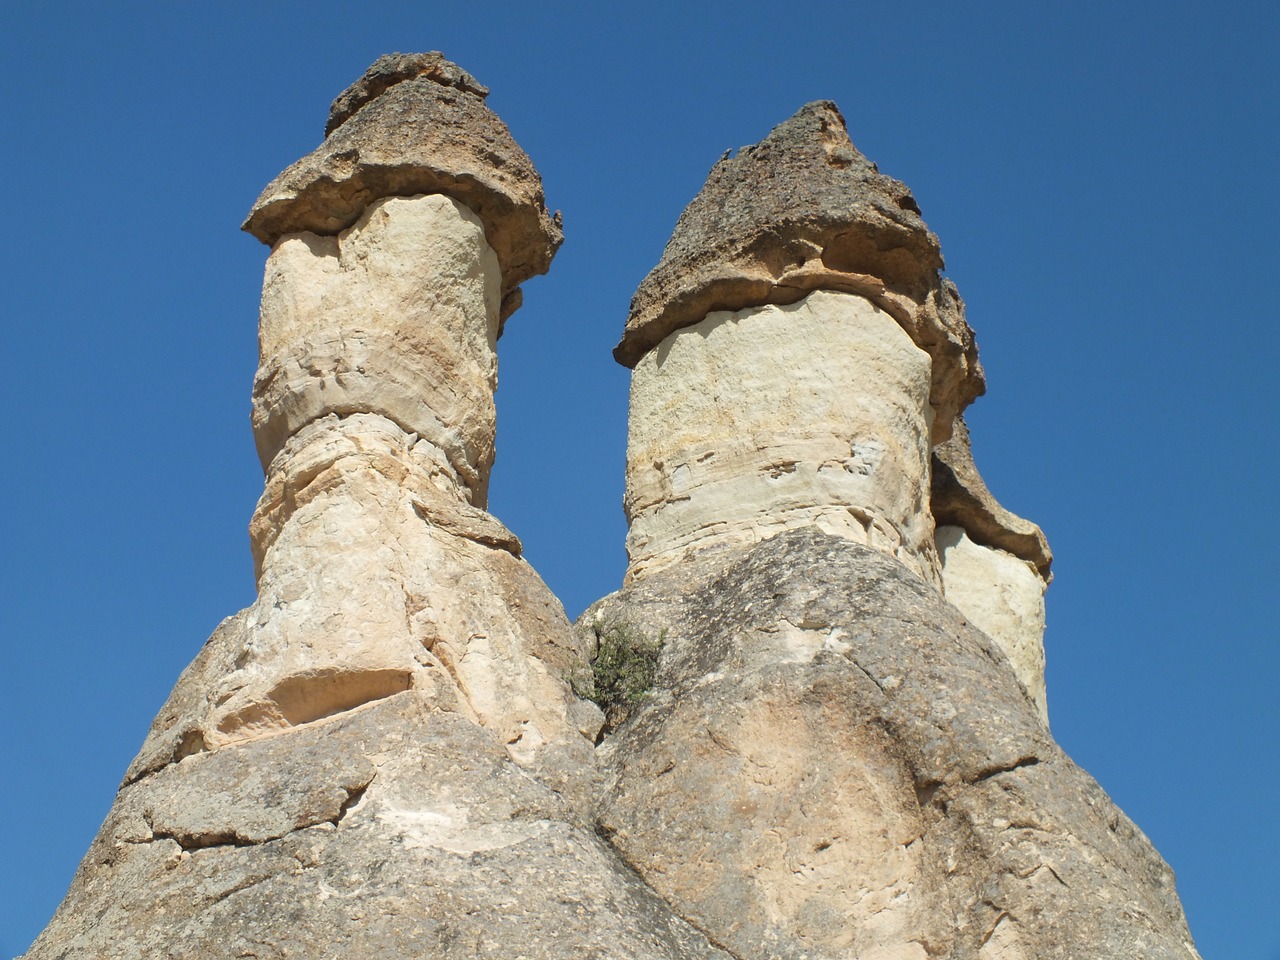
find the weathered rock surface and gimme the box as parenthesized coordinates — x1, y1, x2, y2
(251, 193, 502, 494)
(31, 691, 728, 959)
(26, 57, 1198, 960)
(583, 529, 1200, 960)
(931, 418, 1053, 722)
(625, 289, 939, 584)
(618, 100, 1055, 722)
(244, 51, 562, 313)
(936, 524, 1049, 723)
(617, 100, 982, 442)
(932, 417, 1053, 579)
(25, 54, 733, 960)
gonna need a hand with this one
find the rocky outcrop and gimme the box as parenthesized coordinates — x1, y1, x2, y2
(624, 289, 939, 584)
(243, 51, 562, 321)
(24, 54, 726, 960)
(590, 103, 1198, 958)
(586, 529, 1198, 959)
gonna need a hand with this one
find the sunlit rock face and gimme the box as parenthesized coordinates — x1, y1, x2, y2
(585, 529, 1200, 960)
(625, 289, 939, 584)
(585, 100, 1200, 960)
(24, 54, 738, 960)
(252, 194, 502, 503)
(26, 57, 1201, 960)
(616, 100, 982, 445)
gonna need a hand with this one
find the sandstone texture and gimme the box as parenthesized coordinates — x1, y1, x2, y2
(582, 529, 1200, 960)
(625, 289, 939, 584)
(30, 688, 727, 959)
(593, 100, 1198, 959)
(252, 193, 502, 496)
(618, 101, 1055, 726)
(617, 100, 982, 442)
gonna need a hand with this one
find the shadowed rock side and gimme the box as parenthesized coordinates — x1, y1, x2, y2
(24, 55, 727, 960)
(582, 529, 1200, 960)
(932, 419, 1054, 721)
(932, 417, 1053, 579)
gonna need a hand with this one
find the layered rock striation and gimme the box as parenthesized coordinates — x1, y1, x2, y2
(588, 102, 1198, 957)
(619, 103, 1052, 719)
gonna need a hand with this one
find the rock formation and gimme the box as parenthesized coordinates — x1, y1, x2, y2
(22, 54, 727, 960)
(617, 101, 1053, 723)
(24, 58, 1199, 960)
(585, 100, 1198, 958)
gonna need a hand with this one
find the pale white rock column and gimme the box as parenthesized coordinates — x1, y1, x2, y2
(936, 525, 1048, 722)
(625, 289, 939, 584)
(931, 418, 1054, 723)
(253, 193, 501, 503)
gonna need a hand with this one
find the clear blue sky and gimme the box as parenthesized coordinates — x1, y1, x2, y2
(2, 3, 1276, 957)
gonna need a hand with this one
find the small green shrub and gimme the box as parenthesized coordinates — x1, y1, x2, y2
(573, 621, 665, 718)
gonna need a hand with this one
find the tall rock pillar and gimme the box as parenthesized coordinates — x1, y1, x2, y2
(24, 54, 733, 960)
(616, 100, 1052, 720)
(616, 102, 982, 591)
(587, 103, 1198, 959)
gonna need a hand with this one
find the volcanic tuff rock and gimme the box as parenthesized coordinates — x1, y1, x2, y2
(244, 51, 562, 319)
(624, 289, 941, 585)
(25, 54, 1199, 960)
(583, 529, 1198, 959)
(932, 416, 1053, 579)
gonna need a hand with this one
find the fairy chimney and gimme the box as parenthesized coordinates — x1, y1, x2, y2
(579, 104, 1197, 959)
(23, 55, 732, 960)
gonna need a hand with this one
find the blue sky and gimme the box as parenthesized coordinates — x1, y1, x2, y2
(2, 3, 1276, 956)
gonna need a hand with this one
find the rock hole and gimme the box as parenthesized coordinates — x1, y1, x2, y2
(269, 668, 413, 727)
(914, 779, 943, 808)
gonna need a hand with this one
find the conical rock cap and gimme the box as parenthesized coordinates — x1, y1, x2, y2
(243, 52, 562, 313)
(619, 101, 983, 435)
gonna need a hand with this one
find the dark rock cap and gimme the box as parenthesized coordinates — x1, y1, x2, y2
(619, 101, 984, 437)
(325, 52, 489, 136)
(932, 417, 1053, 579)
(244, 53, 562, 312)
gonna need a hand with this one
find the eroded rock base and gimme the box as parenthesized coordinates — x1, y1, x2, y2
(26, 692, 728, 960)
